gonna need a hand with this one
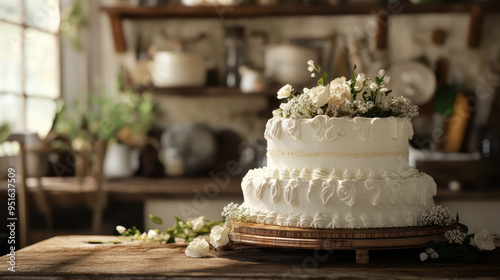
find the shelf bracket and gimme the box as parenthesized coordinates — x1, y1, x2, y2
(375, 9, 389, 50)
(467, 4, 483, 49)
(108, 13, 127, 53)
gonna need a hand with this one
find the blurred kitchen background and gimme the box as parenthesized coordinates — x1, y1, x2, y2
(0, 0, 499, 252)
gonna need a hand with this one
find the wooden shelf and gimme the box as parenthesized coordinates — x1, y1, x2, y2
(101, 2, 500, 52)
(101, 2, 499, 19)
(137, 86, 278, 97)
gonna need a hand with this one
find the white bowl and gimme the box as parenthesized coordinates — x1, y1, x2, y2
(151, 51, 207, 88)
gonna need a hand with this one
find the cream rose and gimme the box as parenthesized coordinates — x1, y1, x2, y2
(210, 225, 230, 248)
(185, 238, 210, 258)
(473, 229, 496, 251)
(308, 85, 330, 108)
(277, 84, 294, 99)
(328, 77, 351, 107)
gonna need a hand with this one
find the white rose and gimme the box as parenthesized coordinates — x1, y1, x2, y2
(147, 229, 160, 241)
(185, 238, 210, 258)
(328, 77, 351, 107)
(308, 85, 330, 108)
(473, 229, 496, 251)
(210, 225, 230, 248)
(191, 216, 205, 231)
(277, 84, 293, 99)
(116, 225, 126, 234)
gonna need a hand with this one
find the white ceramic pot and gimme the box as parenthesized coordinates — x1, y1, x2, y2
(104, 143, 138, 178)
(150, 51, 207, 88)
(239, 66, 266, 93)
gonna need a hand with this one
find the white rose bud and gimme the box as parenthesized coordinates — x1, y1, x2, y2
(473, 229, 496, 251)
(419, 252, 428, 261)
(185, 238, 210, 258)
(378, 69, 386, 77)
(311, 73, 316, 78)
(383, 75, 390, 83)
(210, 225, 230, 249)
(116, 225, 126, 234)
(307, 60, 314, 66)
(308, 66, 314, 72)
(356, 73, 366, 83)
(277, 84, 294, 99)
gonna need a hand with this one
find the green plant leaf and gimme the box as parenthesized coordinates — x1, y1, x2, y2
(149, 215, 163, 225)
(375, 77, 381, 85)
(353, 64, 357, 71)
(458, 223, 468, 234)
(323, 72, 328, 82)
(318, 78, 324, 86)
(317, 65, 322, 72)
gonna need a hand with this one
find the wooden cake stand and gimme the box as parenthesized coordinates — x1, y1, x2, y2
(228, 222, 455, 264)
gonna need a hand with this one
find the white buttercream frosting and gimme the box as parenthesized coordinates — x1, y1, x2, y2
(242, 116, 437, 229)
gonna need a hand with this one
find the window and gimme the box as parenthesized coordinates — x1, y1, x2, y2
(0, 0, 60, 140)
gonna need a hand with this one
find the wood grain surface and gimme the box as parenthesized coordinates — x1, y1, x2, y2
(0, 235, 499, 279)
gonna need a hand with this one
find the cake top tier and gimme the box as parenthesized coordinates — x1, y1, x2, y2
(265, 115, 413, 173)
(273, 61, 418, 120)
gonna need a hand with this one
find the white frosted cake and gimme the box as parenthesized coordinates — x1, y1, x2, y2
(239, 62, 437, 229)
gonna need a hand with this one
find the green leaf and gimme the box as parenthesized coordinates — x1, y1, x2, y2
(323, 72, 328, 82)
(317, 65, 322, 72)
(385, 90, 393, 95)
(353, 64, 357, 71)
(458, 223, 469, 234)
(375, 77, 381, 85)
(149, 214, 163, 225)
(318, 78, 324, 86)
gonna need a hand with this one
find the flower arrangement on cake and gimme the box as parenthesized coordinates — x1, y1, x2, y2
(274, 60, 418, 119)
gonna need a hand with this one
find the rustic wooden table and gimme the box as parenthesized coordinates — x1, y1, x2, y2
(1, 235, 499, 279)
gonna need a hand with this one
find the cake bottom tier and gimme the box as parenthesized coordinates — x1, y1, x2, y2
(240, 168, 437, 229)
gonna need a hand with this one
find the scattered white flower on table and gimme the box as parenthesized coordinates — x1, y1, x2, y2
(419, 252, 429, 261)
(190, 216, 205, 231)
(277, 84, 294, 99)
(210, 225, 230, 249)
(116, 225, 126, 234)
(430, 251, 439, 259)
(185, 238, 210, 258)
(308, 85, 330, 108)
(444, 230, 467, 244)
(473, 229, 495, 251)
(147, 229, 160, 241)
(175, 237, 187, 244)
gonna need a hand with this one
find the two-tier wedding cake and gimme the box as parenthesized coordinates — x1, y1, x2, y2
(239, 62, 437, 229)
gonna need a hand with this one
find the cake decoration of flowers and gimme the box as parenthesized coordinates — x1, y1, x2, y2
(274, 60, 418, 119)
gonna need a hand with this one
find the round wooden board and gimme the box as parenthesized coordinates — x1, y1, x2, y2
(228, 222, 456, 264)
